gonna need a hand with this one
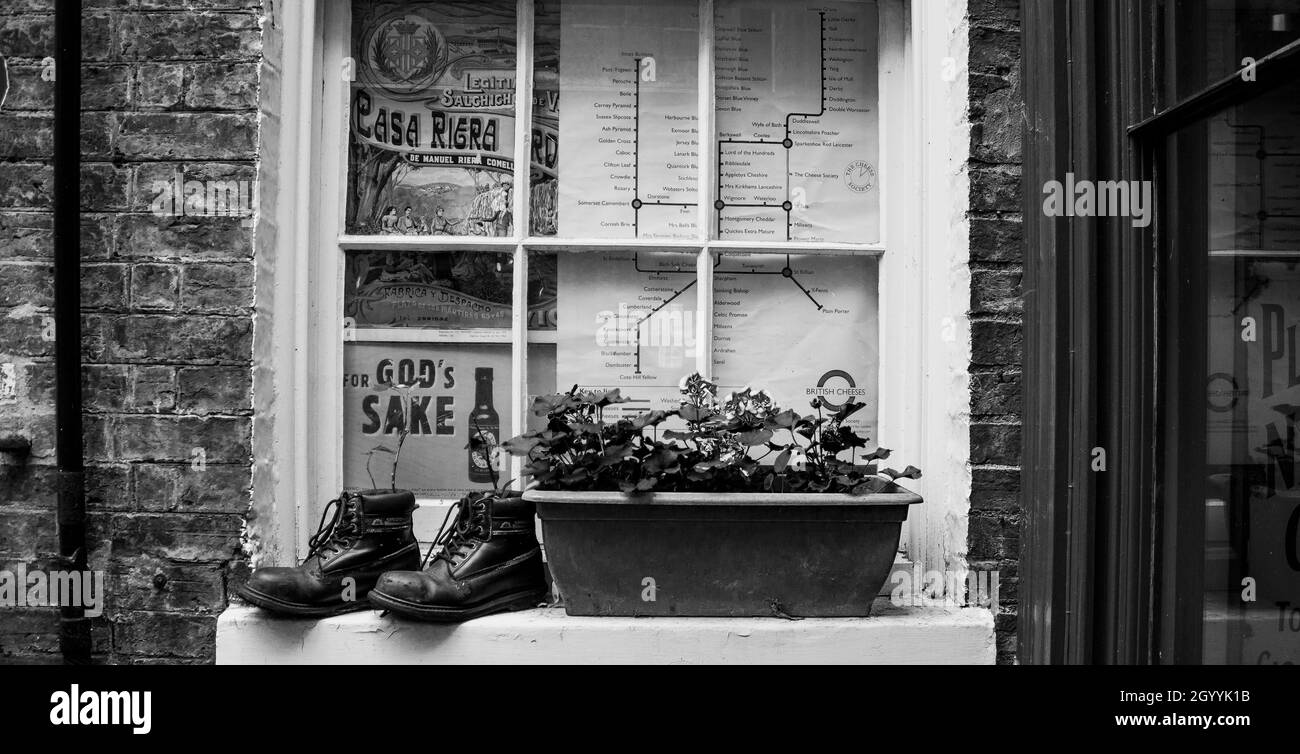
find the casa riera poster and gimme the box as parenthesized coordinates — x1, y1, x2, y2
(346, 0, 559, 237)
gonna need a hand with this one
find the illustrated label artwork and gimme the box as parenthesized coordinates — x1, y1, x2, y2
(715, 0, 879, 243)
(557, 0, 700, 239)
(531, 2, 561, 236)
(343, 344, 556, 497)
(347, 1, 557, 236)
(344, 250, 557, 331)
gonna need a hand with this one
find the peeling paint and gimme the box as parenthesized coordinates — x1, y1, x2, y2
(5, 302, 39, 320)
(0, 363, 15, 403)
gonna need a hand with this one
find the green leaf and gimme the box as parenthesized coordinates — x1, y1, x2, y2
(774, 449, 792, 474)
(577, 388, 630, 408)
(895, 465, 923, 480)
(736, 428, 774, 447)
(501, 436, 541, 456)
(834, 400, 867, 421)
(851, 478, 889, 495)
(632, 410, 674, 429)
(771, 409, 799, 428)
(678, 404, 717, 423)
(598, 444, 634, 467)
(562, 468, 592, 485)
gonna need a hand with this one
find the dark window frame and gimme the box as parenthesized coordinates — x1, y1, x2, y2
(1020, 0, 1300, 664)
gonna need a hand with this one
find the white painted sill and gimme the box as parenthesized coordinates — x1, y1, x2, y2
(215, 600, 995, 665)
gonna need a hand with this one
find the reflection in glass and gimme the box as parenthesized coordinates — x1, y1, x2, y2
(1198, 80, 1300, 664)
(1165, 0, 1300, 107)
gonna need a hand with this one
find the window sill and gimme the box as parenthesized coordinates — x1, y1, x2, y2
(215, 599, 995, 665)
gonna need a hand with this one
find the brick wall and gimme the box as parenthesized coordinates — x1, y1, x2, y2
(967, 0, 1024, 665)
(0, 0, 1029, 664)
(0, 0, 261, 664)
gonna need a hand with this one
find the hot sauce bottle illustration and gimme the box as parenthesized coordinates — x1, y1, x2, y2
(468, 367, 500, 483)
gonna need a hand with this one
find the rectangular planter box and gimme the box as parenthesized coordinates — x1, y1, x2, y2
(526, 488, 922, 618)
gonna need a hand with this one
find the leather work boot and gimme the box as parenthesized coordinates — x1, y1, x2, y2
(369, 491, 547, 621)
(238, 490, 420, 617)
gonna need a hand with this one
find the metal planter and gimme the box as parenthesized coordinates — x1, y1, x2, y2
(526, 488, 922, 618)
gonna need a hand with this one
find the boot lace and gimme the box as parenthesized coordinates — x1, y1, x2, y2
(423, 492, 491, 569)
(307, 495, 361, 560)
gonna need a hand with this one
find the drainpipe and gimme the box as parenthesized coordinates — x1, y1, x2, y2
(54, 0, 90, 665)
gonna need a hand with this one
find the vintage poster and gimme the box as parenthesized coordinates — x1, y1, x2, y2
(712, 253, 879, 441)
(348, 0, 559, 236)
(715, 0, 879, 243)
(531, 1, 560, 236)
(343, 343, 556, 497)
(554, 250, 877, 439)
(556, 0, 700, 239)
(556, 251, 701, 412)
(343, 250, 557, 331)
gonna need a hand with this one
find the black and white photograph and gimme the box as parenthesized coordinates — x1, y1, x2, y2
(0, 0, 1298, 739)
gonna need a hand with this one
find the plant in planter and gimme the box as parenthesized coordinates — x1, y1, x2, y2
(507, 373, 920, 494)
(504, 374, 923, 618)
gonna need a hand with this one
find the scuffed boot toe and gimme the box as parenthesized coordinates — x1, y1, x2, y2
(240, 567, 299, 602)
(371, 571, 435, 605)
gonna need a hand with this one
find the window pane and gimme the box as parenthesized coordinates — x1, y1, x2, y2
(344, 249, 555, 332)
(713, 253, 879, 442)
(347, 0, 521, 237)
(541, 249, 701, 411)
(527, 342, 558, 431)
(1186, 79, 1300, 663)
(343, 343, 513, 496)
(530, 0, 560, 235)
(534, 0, 701, 239)
(714, 0, 879, 243)
(1162, 0, 1300, 108)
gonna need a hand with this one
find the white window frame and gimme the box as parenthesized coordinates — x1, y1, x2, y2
(253, 0, 972, 583)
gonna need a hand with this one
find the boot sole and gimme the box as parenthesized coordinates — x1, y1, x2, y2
(368, 587, 547, 622)
(236, 585, 373, 618)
